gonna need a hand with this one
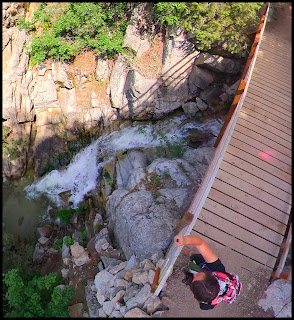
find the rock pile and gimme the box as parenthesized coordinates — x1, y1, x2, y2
(85, 251, 166, 318)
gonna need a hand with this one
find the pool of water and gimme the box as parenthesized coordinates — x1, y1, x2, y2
(2, 175, 52, 241)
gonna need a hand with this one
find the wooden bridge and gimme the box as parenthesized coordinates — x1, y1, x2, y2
(153, 3, 292, 295)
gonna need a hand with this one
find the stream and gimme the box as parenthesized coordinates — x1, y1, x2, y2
(3, 114, 223, 240)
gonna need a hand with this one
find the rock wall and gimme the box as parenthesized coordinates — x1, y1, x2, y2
(2, 2, 243, 181)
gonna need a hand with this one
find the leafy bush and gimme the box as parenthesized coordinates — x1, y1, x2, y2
(52, 238, 63, 250)
(3, 269, 75, 318)
(63, 235, 74, 247)
(155, 2, 263, 56)
(56, 208, 75, 224)
(18, 2, 135, 65)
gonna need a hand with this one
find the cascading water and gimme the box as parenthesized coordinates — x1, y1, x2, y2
(24, 115, 223, 209)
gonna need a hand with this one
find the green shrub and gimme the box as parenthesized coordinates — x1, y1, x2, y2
(56, 208, 75, 224)
(52, 238, 63, 250)
(18, 2, 135, 65)
(63, 236, 74, 247)
(3, 269, 75, 318)
(155, 2, 263, 57)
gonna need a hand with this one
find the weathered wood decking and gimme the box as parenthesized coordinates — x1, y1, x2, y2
(153, 3, 291, 295)
(192, 26, 292, 272)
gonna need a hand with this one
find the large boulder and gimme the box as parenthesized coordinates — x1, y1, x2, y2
(123, 70, 160, 120)
(195, 52, 241, 74)
(155, 27, 199, 119)
(106, 189, 181, 261)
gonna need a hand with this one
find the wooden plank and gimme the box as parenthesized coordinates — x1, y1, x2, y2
(192, 220, 277, 268)
(241, 106, 291, 136)
(255, 58, 292, 75)
(237, 117, 291, 151)
(250, 73, 292, 94)
(220, 160, 291, 205)
(226, 144, 291, 183)
(245, 93, 292, 120)
(230, 128, 291, 166)
(207, 187, 288, 235)
(258, 47, 292, 62)
(256, 52, 292, 66)
(199, 207, 281, 256)
(255, 56, 292, 70)
(243, 96, 292, 126)
(216, 168, 291, 212)
(252, 67, 292, 85)
(190, 230, 272, 273)
(252, 69, 292, 89)
(262, 33, 292, 46)
(229, 135, 291, 174)
(258, 44, 292, 60)
(242, 102, 292, 130)
(213, 178, 290, 224)
(203, 198, 284, 245)
(247, 83, 292, 107)
(249, 79, 292, 105)
(239, 111, 291, 144)
(223, 151, 292, 195)
(234, 123, 291, 161)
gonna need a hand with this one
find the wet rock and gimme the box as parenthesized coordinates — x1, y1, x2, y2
(33, 242, 45, 264)
(37, 225, 53, 237)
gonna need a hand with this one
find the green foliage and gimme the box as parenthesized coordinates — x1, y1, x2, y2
(151, 172, 162, 187)
(3, 269, 74, 318)
(52, 238, 63, 250)
(2, 126, 29, 161)
(63, 235, 74, 247)
(18, 2, 135, 65)
(155, 2, 263, 56)
(56, 208, 75, 224)
(2, 232, 35, 275)
(159, 133, 186, 159)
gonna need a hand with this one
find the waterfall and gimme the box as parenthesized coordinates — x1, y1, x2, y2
(24, 115, 223, 208)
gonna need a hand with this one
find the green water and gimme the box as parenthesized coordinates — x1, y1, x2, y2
(2, 175, 51, 241)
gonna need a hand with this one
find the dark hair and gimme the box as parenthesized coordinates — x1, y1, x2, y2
(189, 272, 220, 303)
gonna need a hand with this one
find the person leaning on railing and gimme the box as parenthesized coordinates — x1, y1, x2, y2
(174, 234, 242, 310)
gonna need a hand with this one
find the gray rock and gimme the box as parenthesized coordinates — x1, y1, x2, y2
(257, 279, 292, 318)
(182, 102, 199, 118)
(94, 269, 115, 297)
(189, 65, 215, 94)
(124, 283, 141, 303)
(126, 284, 152, 311)
(195, 97, 208, 111)
(102, 300, 115, 316)
(85, 280, 100, 317)
(159, 188, 189, 209)
(132, 270, 149, 285)
(195, 52, 241, 74)
(109, 55, 129, 111)
(106, 189, 181, 260)
(33, 242, 45, 264)
(143, 294, 163, 314)
(116, 150, 149, 189)
(95, 57, 110, 82)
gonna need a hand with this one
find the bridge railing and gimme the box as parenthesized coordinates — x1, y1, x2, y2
(152, 2, 271, 296)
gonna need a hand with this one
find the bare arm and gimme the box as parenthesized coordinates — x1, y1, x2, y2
(174, 234, 218, 263)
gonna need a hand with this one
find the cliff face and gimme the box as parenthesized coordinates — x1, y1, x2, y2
(2, 3, 242, 181)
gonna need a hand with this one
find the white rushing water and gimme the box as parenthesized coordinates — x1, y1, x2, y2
(25, 115, 223, 208)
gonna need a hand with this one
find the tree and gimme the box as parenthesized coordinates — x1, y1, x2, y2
(155, 2, 264, 57)
(3, 269, 75, 318)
